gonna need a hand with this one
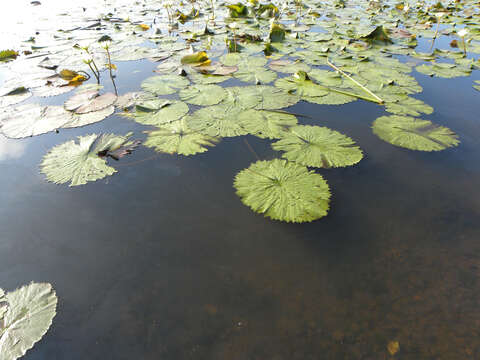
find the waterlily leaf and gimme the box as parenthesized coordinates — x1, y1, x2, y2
(234, 159, 331, 223)
(275, 71, 329, 99)
(186, 105, 246, 137)
(474, 80, 480, 92)
(115, 92, 142, 109)
(385, 97, 434, 117)
(227, 3, 248, 17)
(64, 90, 98, 111)
(189, 72, 231, 84)
(269, 60, 311, 74)
(372, 115, 460, 151)
(62, 106, 115, 128)
(181, 51, 210, 65)
(416, 62, 471, 78)
(237, 109, 297, 139)
(1, 104, 73, 139)
(141, 75, 190, 95)
(305, 91, 357, 105)
(359, 26, 393, 43)
(0, 87, 32, 108)
(0, 50, 19, 62)
(40, 132, 136, 186)
(0, 283, 57, 360)
(253, 85, 300, 110)
(74, 93, 117, 114)
(144, 119, 219, 156)
(272, 125, 363, 168)
(234, 64, 277, 84)
(220, 53, 267, 68)
(32, 83, 75, 97)
(179, 84, 227, 106)
(269, 23, 286, 43)
(221, 86, 263, 110)
(130, 101, 189, 126)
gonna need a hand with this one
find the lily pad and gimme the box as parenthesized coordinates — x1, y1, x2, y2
(1, 104, 73, 139)
(186, 105, 246, 137)
(234, 159, 331, 223)
(275, 71, 329, 100)
(385, 97, 434, 117)
(237, 109, 298, 139)
(40, 133, 137, 186)
(272, 125, 363, 168)
(130, 101, 189, 126)
(253, 86, 300, 110)
(0, 87, 32, 108)
(0, 282, 57, 360)
(144, 119, 219, 155)
(372, 115, 460, 151)
(141, 75, 190, 96)
(179, 84, 227, 106)
(62, 106, 115, 128)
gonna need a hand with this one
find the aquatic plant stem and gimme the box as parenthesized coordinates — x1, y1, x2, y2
(243, 138, 260, 161)
(327, 59, 384, 104)
(104, 45, 118, 96)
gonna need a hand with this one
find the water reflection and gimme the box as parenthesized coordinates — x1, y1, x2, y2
(0, 134, 26, 161)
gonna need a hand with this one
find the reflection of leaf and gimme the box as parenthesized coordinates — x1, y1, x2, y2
(269, 23, 286, 43)
(237, 109, 297, 139)
(186, 105, 246, 137)
(40, 133, 137, 186)
(372, 115, 460, 151)
(179, 84, 226, 106)
(272, 125, 363, 168)
(0, 283, 57, 360)
(234, 159, 331, 223)
(474, 80, 480, 92)
(145, 119, 219, 155)
(141, 75, 190, 95)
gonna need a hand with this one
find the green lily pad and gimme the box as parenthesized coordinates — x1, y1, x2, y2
(237, 109, 297, 139)
(141, 75, 190, 95)
(385, 97, 434, 117)
(1, 104, 73, 139)
(275, 71, 329, 99)
(130, 101, 189, 126)
(234, 64, 277, 84)
(416, 62, 471, 78)
(144, 119, 219, 156)
(0, 282, 57, 360)
(186, 105, 246, 137)
(272, 125, 363, 168)
(252, 85, 300, 110)
(234, 159, 331, 223)
(62, 106, 115, 128)
(473, 80, 480, 92)
(269, 59, 311, 74)
(0, 87, 32, 108)
(0, 50, 19, 62)
(372, 115, 460, 151)
(220, 86, 263, 110)
(179, 84, 227, 106)
(40, 133, 137, 186)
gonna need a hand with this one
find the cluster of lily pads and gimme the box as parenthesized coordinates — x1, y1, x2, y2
(1, 0, 479, 224)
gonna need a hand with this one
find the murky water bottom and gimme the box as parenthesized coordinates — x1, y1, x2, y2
(1, 3, 480, 358)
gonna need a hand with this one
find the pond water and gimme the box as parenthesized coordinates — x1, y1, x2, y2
(1, 0, 480, 359)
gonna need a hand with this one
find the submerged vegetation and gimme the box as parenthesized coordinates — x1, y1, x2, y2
(0, 0, 479, 225)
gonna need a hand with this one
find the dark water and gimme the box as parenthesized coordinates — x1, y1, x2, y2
(1, 37, 480, 360)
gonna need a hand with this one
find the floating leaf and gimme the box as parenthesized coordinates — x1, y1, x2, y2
(385, 97, 434, 117)
(64, 90, 98, 111)
(360, 26, 393, 43)
(129, 101, 189, 126)
(372, 115, 460, 151)
(275, 71, 329, 99)
(269, 59, 311, 74)
(0, 283, 57, 360)
(416, 62, 471, 78)
(74, 93, 117, 114)
(234, 63, 277, 84)
(272, 125, 363, 168)
(221, 86, 263, 110)
(186, 105, 246, 137)
(179, 84, 227, 106)
(1, 104, 73, 139)
(0, 50, 19, 62)
(253, 85, 300, 110)
(62, 106, 115, 128)
(269, 23, 286, 43)
(181, 51, 210, 65)
(474, 80, 480, 92)
(226, 3, 248, 17)
(237, 109, 297, 139)
(40, 133, 136, 186)
(141, 75, 190, 95)
(145, 119, 219, 155)
(234, 159, 331, 223)
(0, 87, 32, 108)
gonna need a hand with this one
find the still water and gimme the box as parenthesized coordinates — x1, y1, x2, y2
(1, 1, 480, 359)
